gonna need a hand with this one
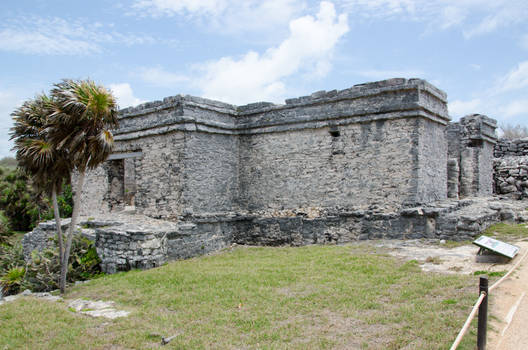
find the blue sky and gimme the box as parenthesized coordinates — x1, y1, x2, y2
(1, 0, 527, 158)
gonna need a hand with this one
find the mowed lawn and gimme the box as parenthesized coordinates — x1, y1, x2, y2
(0, 244, 479, 349)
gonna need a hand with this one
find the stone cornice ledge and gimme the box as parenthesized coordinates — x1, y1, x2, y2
(113, 78, 450, 139)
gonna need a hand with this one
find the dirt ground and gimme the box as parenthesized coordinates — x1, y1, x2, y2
(377, 239, 516, 275)
(377, 238, 528, 350)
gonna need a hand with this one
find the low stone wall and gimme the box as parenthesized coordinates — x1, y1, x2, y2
(494, 156, 528, 199)
(22, 196, 528, 274)
(94, 221, 170, 274)
(232, 198, 528, 245)
(21, 219, 94, 260)
(494, 138, 528, 157)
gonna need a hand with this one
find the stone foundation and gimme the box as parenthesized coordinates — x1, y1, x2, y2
(23, 198, 528, 274)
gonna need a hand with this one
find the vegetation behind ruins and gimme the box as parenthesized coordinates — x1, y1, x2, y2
(0, 163, 72, 238)
(499, 123, 528, 140)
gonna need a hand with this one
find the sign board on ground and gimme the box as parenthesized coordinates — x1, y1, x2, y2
(473, 235, 520, 259)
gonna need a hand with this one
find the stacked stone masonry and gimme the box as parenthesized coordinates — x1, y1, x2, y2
(494, 138, 528, 199)
(24, 78, 528, 273)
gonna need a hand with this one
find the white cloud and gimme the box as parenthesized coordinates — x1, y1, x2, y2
(439, 5, 466, 30)
(138, 67, 189, 87)
(0, 16, 154, 55)
(131, 0, 305, 35)
(133, 0, 228, 16)
(109, 83, 146, 108)
(338, 0, 417, 19)
(193, 1, 349, 104)
(356, 69, 424, 80)
(503, 99, 528, 118)
(338, 0, 528, 38)
(462, 0, 528, 38)
(449, 98, 483, 118)
(449, 60, 528, 122)
(495, 60, 528, 93)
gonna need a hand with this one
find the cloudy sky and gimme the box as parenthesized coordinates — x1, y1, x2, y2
(1, 0, 527, 158)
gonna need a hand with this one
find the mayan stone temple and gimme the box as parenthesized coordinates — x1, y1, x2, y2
(23, 78, 528, 273)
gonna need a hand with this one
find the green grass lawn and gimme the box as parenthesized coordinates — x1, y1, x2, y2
(1, 244, 480, 349)
(482, 222, 528, 242)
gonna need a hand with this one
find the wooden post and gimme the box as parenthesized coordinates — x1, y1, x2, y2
(477, 276, 488, 350)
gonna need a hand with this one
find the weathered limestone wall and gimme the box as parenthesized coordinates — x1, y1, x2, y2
(236, 78, 449, 213)
(181, 132, 239, 216)
(417, 118, 448, 204)
(112, 132, 186, 220)
(494, 156, 528, 199)
(494, 139, 528, 199)
(446, 114, 497, 198)
(82, 78, 450, 218)
(238, 119, 419, 213)
(78, 167, 110, 216)
(494, 138, 528, 157)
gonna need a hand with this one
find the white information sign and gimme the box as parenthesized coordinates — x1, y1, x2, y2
(473, 235, 520, 259)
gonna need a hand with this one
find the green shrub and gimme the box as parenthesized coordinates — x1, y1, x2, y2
(24, 248, 61, 292)
(0, 212, 9, 243)
(0, 169, 73, 233)
(0, 168, 47, 231)
(0, 266, 25, 295)
(23, 235, 102, 292)
(0, 242, 24, 275)
(0, 234, 102, 294)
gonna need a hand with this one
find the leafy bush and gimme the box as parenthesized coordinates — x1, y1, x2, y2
(0, 235, 102, 295)
(0, 266, 25, 295)
(0, 242, 24, 274)
(0, 168, 47, 231)
(0, 243, 25, 295)
(0, 212, 9, 243)
(56, 184, 73, 218)
(24, 248, 61, 292)
(0, 168, 73, 232)
(23, 235, 102, 292)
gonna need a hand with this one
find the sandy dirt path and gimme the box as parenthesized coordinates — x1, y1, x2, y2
(487, 242, 528, 350)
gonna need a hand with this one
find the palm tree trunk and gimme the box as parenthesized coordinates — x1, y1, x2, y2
(59, 170, 85, 294)
(51, 184, 64, 266)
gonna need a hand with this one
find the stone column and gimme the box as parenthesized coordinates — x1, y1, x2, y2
(447, 158, 459, 199)
(458, 114, 497, 197)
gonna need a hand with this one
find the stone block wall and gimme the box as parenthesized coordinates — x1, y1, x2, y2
(446, 114, 497, 198)
(494, 156, 528, 199)
(493, 139, 528, 199)
(238, 120, 419, 213)
(494, 138, 528, 157)
(81, 78, 450, 220)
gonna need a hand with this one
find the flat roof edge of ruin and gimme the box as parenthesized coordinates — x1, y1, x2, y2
(113, 108, 448, 141)
(117, 78, 447, 120)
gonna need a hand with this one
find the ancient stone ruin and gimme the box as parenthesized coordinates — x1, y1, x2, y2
(23, 78, 528, 273)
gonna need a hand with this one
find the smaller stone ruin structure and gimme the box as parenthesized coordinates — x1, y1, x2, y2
(23, 78, 528, 273)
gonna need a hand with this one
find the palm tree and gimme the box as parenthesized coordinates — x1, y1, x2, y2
(49, 79, 118, 293)
(10, 94, 71, 276)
